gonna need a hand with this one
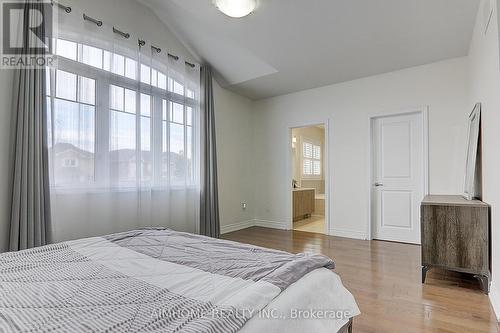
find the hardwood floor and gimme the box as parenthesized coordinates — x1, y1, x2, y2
(223, 227, 499, 333)
(293, 215, 325, 233)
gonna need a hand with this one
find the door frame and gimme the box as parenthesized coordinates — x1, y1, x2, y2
(367, 107, 430, 242)
(287, 119, 331, 234)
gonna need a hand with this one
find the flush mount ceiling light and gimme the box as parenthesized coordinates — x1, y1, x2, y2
(214, 0, 257, 18)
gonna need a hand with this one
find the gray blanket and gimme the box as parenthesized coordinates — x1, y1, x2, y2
(0, 228, 335, 333)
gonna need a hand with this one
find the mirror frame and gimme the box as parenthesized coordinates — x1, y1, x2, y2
(463, 103, 481, 200)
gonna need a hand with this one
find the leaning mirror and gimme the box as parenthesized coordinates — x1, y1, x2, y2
(463, 103, 481, 200)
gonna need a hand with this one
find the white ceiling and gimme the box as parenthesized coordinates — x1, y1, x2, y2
(140, 0, 480, 100)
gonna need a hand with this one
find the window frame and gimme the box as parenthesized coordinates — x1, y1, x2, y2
(47, 67, 98, 187)
(47, 42, 199, 192)
(302, 138, 322, 179)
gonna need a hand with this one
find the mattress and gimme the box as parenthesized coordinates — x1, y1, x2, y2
(0, 228, 359, 333)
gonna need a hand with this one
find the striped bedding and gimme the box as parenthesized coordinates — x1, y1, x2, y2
(0, 228, 337, 333)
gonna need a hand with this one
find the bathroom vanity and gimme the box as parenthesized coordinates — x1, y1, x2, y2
(293, 188, 315, 222)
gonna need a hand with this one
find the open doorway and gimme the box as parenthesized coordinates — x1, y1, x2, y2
(290, 124, 328, 234)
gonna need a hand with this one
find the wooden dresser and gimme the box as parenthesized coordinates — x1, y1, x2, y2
(421, 195, 490, 293)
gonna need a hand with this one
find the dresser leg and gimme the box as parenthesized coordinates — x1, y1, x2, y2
(474, 274, 490, 294)
(422, 266, 430, 284)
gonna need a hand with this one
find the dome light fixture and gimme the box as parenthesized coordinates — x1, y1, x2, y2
(214, 0, 257, 18)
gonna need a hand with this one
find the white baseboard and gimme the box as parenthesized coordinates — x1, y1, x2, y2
(329, 228, 367, 240)
(254, 219, 289, 230)
(221, 220, 368, 241)
(489, 281, 500, 322)
(220, 220, 255, 234)
(221, 219, 290, 234)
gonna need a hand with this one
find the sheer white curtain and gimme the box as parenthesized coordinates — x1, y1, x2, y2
(47, 6, 200, 242)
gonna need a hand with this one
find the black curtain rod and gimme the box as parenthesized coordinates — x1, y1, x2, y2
(83, 13, 102, 27)
(55, 4, 197, 68)
(113, 27, 130, 39)
(52, 1, 71, 13)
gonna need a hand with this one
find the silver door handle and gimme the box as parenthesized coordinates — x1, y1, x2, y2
(374, 183, 384, 187)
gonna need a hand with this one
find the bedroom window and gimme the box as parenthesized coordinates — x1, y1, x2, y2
(161, 100, 194, 184)
(109, 85, 138, 184)
(47, 69, 96, 186)
(303, 141, 321, 177)
(47, 38, 199, 190)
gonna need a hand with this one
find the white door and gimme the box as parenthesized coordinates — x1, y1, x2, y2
(372, 112, 425, 244)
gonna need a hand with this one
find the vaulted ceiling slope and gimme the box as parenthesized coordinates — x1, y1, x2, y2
(140, 0, 480, 100)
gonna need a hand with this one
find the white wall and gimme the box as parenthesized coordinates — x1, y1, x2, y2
(469, 0, 500, 320)
(252, 57, 470, 238)
(214, 81, 256, 233)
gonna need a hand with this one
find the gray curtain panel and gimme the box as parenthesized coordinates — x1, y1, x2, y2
(200, 66, 220, 238)
(9, 1, 51, 251)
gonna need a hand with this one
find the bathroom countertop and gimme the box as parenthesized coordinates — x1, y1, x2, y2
(292, 188, 316, 192)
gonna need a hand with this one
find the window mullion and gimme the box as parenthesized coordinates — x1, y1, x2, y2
(194, 104, 200, 187)
(96, 77, 110, 188)
(76, 74, 81, 168)
(166, 100, 171, 187)
(47, 68, 56, 184)
(152, 96, 162, 186)
(135, 91, 141, 185)
(184, 104, 188, 186)
(49, 68, 55, 147)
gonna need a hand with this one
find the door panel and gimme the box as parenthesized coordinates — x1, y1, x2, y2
(381, 122, 411, 178)
(381, 191, 412, 228)
(373, 112, 424, 244)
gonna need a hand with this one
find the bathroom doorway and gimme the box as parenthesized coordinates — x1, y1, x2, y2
(290, 123, 329, 235)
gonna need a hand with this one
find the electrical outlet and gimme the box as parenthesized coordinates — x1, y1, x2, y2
(241, 202, 247, 210)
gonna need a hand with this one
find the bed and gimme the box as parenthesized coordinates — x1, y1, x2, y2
(0, 228, 359, 333)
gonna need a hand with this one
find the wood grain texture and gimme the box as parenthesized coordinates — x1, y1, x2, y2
(293, 189, 315, 222)
(223, 227, 499, 333)
(422, 205, 488, 273)
(421, 195, 490, 293)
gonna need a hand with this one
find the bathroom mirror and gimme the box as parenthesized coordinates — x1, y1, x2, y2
(463, 103, 481, 200)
